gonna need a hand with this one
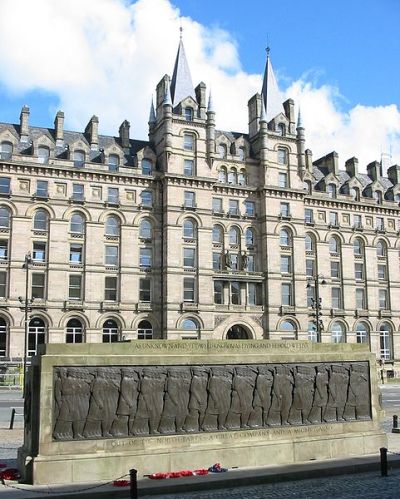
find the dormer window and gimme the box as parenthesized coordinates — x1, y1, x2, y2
(218, 144, 227, 159)
(0, 142, 12, 160)
(38, 146, 50, 164)
(141, 159, 152, 175)
(108, 154, 119, 172)
(374, 190, 383, 204)
(350, 187, 360, 201)
(277, 124, 286, 136)
(73, 150, 85, 168)
(327, 184, 337, 199)
(184, 107, 193, 121)
(238, 147, 245, 161)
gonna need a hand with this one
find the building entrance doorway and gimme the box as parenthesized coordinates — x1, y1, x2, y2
(226, 325, 250, 339)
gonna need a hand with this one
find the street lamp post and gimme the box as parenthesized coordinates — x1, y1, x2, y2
(307, 274, 326, 341)
(19, 252, 33, 397)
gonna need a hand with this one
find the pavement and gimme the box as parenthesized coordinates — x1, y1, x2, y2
(0, 385, 400, 498)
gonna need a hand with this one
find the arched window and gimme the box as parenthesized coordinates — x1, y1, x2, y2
(33, 209, 48, 231)
(0, 207, 10, 228)
(184, 107, 193, 121)
(307, 321, 319, 343)
(277, 148, 287, 165)
(105, 216, 120, 236)
(218, 167, 227, 183)
(238, 148, 245, 161)
(183, 219, 196, 239)
(0, 141, 13, 160)
(280, 320, 297, 340)
(327, 184, 337, 198)
(182, 318, 200, 339)
(280, 228, 291, 247)
(141, 159, 152, 175)
(139, 219, 152, 239)
(353, 238, 363, 256)
(218, 144, 227, 159)
(228, 168, 237, 184)
(245, 228, 254, 247)
(238, 169, 246, 186)
(277, 123, 286, 136)
(102, 319, 119, 343)
(305, 234, 314, 252)
(66, 318, 84, 343)
(38, 146, 50, 164)
(138, 320, 153, 339)
(140, 190, 153, 207)
(356, 322, 369, 345)
(212, 225, 223, 244)
(380, 323, 393, 360)
(229, 226, 240, 245)
(329, 236, 339, 254)
(376, 241, 386, 257)
(108, 154, 119, 171)
(70, 213, 85, 234)
(73, 150, 85, 167)
(331, 322, 345, 343)
(0, 317, 7, 356)
(28, 317, 46, 356)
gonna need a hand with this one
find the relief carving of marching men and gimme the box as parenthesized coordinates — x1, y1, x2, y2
(52, 362, 371, 441)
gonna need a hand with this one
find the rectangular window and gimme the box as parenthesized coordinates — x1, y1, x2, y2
(213, 252, 221, 270)
(36, 180, 48, 197)
(183, 248, 196, 268)
(184, 191, 195, 208)
(378, 264, 387, 280)
(105, 276, 118, 301)
(329, 212, 338, 226)
(306, 259, 315, 277)
(140, 248, 152, 268)
(70, 244, 83, 264)
(376, 217, 384, 230)
(245, 201, 255, 216)
(305, 208, 313, 224)
(229, 200, 239, 216)
(281, 283, 292, 306)
(105, 245, 119, 266)
(354, 263, 364, 280)
(331, 287, 342, 309)
(0, 178, 11, 195)
(280, 202, 290, 217)
(184, 159, 194, 176)
(307, 285, 315, 307)
(230, 253, 238, 270)
(379, 289, 388, 309)
(31, 273, 45, 299)
(32, 242, 46, 262)
(277, 148, 287, 165)
(212, 197, 222, 213)
(246, 254, 255, 272)
(68, 274, 82, 300)
(354, 214, 362, 228)
(139, 278, 151, 302)
(72, 183, 84, 201)
(183, 277, 195, 302)
(231, 281, 241, 305)
(331, 261, 340, 279)
(248, 283, 261, 306)
(183, 133, 194, 151)
(0, 241, 7, 261)
(281, 255, 291, 274)
(0, 271, 6, 298)
(278, 172, 288, 188)
(356, 288, 365, 309)
(214, 281, 223, 304)
(108, 187, 119, 204)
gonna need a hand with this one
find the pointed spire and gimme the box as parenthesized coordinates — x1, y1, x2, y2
(170, 33, 196, 107)
(163, 80, 172, 107)
(261, 47, 284, 122)
(260, 95, 267, 123)
(207, 89, 215, 113)
(149, 98, 156, 123)
(297, 107, 304, 128)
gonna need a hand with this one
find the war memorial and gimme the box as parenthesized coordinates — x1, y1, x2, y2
(18, 340, 386, 485)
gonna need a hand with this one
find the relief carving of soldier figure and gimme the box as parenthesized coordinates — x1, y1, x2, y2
(267, 365, 294, 426)
(159, 367, 191, 434)
(288, 365, 316, 425)
(111, 368, 140, 437)
(344, 363, 370, 421)
(53, 367, 92, 440)
(132, 367, 167, 435)
(202, 366, 233, 431)
(248, 365, 274, 428)
(226, 366, 257, 429)
(184, 366, 209, 433)
(83, 367, 121, 438)
(324, 364, 350, 422)
(308, 365, 329, 424)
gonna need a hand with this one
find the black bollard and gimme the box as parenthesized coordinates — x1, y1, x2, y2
(130, 468, 138, 499)
(380, 447, 388, 477)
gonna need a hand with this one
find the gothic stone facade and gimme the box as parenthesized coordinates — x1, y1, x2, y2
(0, 43, 399, 372)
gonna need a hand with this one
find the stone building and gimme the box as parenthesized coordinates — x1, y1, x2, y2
(0, 40, 399, 372)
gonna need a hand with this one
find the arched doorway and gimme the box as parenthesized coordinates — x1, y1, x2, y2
(226, 325, 250, 339)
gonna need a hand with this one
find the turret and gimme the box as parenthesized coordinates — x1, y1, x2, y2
(248, 93, 262, 138)
(296, 108, 305, 171)
(206, 90, 215, 165)
(163, 80, 173, 149)
(259, 96, 268, 165)
(148, 99, 156, 139)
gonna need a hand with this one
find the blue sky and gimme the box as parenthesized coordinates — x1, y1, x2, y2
(0, 0, 398, 168)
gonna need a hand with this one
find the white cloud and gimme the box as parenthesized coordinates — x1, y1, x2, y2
(0, 0, 398, 170)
